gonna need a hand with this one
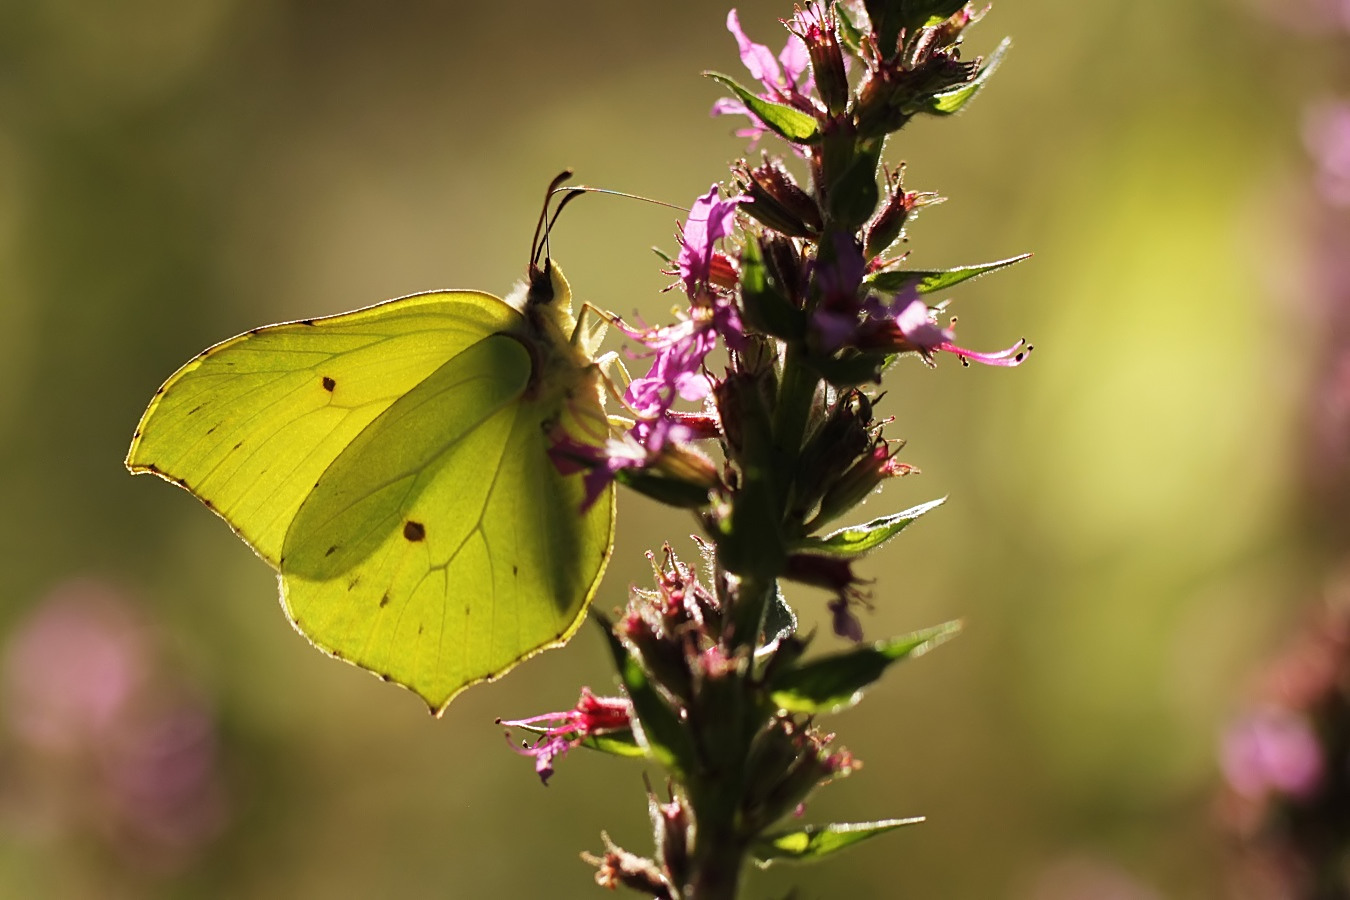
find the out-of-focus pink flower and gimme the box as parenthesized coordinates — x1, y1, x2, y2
(1, 578, 229, 872)
(1306, 100, 1350, 207)
(1221, 707, 1325, 800)
(3, 579, 150, 753)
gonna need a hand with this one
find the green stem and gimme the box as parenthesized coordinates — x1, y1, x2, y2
(772, 342, 816, 469)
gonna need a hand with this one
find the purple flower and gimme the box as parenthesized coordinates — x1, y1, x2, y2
(546, 188, 740, 507)
(712, 9, 817, 145)
(620, 187, 745, 442)
(827, 597, 864, 643)
(1220, 707, 1324, 800)
(677, 186, 745, 296)
(500, 688, 633, 785)
(812, 277, 1031, 368)
(785, 553, 871, 641)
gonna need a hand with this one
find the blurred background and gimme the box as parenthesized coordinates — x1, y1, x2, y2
(1, 0, 1346, 896)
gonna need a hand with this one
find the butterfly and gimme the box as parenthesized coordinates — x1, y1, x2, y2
(126, 179, 615, 715)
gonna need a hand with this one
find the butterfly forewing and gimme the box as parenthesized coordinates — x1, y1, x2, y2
(127, 291, 519, 564)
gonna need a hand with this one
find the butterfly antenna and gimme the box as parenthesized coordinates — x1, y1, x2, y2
(530, 170, 574, 274)
(536, 188, 587, 271)
(561, 185, 688, 213)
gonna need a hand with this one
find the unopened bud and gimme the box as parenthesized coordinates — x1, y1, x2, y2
(620, 608, 694, 702)
(793, 389, 874, 515)
(735, 159, 822, 238)
(651, 793, 690, 888)
(865, 169, 944, 259)
(815, 442, 914, 526)
(798, 6, 849, 116)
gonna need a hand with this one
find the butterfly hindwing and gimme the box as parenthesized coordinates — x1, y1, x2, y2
(282, 354, 615, 711)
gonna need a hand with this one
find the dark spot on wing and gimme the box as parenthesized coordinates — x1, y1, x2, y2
(232, 441, 243, 451)
(379, 593, 390, 608)
(378, 673, 391, 682)
(205, 424, 217, 435)
(145, 462, 161, 474)
(417, 624, 424, 635)
(300, 319, 315, 326)
(321, 376, 336, 392)
(132, 429, 141, 439)
(325, 545, 338, 557)
(464, 604, 471, 615)
(203, 499, 214, 510)
(348, 576, 361, 591)
(403, 521, 426, 542)
(512, 565, 518, 576)
(187, 404, 203, 415)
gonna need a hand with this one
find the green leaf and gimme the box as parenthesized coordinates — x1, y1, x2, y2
(580, 729, 648, 759)
(866, 253, 1031, 296)
(706, 72, 821, 143)
(596, 613, 697, 774)
(901, 0, 969, 29)
(923, 37, 1009, 115)
(797, 497, 945, 558)
(761, 585, 799, 649)
(770, 621, 962, 714)
(835, 2, 867, 56)
(751, 818, 925, 867)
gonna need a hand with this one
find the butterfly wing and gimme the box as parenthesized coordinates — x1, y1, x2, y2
(280, 332, 615, 712)
(128, 288, 615, 713)
(127, 290, 519, 564)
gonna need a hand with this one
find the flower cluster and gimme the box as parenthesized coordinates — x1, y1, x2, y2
(522, 3, 1028, 895)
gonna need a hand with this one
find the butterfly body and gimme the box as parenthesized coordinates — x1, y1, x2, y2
(127, 262, 614, 714)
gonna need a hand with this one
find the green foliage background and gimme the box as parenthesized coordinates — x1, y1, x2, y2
(0, 0, 1332, 895)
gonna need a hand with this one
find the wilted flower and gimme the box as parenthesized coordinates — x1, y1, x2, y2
(500, 688, 633, 785)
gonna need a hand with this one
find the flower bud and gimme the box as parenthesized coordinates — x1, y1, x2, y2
(864, 166, 943, 259)
(735, 159, 822, 239)
(797, 5, 849, 116)
(814, 441, 915, 526)
(792, 389, 875, 516)
(650, 793, 690, 889)
(586, 838, 670, 896)
(620, 608, 694, 703)
(742, 717, 860, 830)
(759, 232, 808, 309)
